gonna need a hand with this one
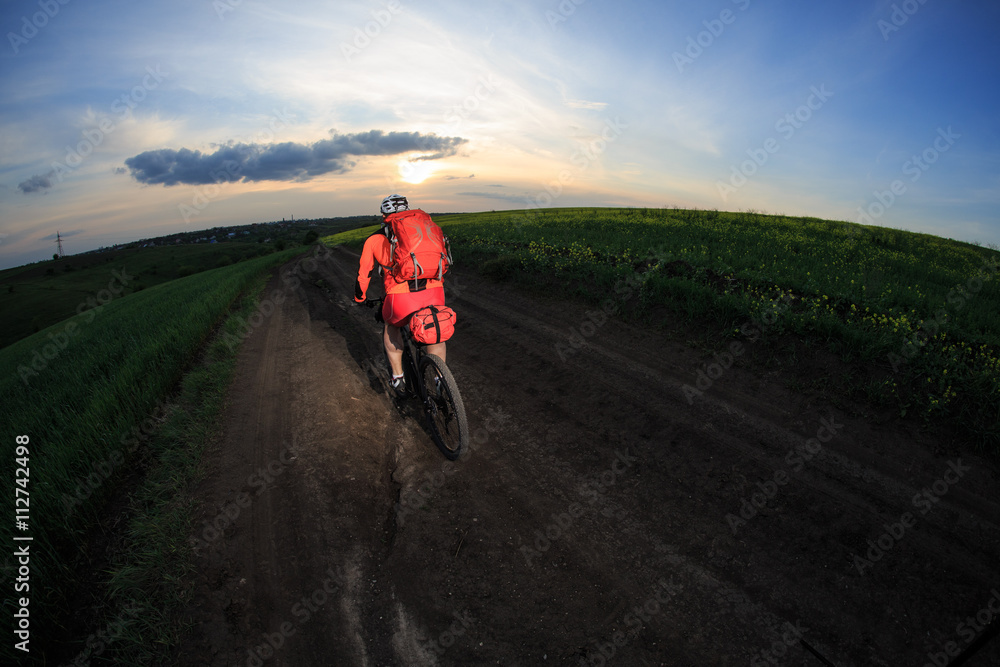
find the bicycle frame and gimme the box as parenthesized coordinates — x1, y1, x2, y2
(364, 296, 468, 459)
(369, 298, 427, 398)
(399, 321, 430, 403)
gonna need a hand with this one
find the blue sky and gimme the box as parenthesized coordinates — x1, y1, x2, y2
(1, 0, 998, 269)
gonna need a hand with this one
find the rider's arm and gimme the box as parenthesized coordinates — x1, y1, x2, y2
(354, 232, 389, 302)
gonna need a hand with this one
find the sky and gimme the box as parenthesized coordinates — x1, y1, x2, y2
(1, 0, 998, 269)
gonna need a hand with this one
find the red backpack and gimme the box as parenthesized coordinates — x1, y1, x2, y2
(386, 209, 451, 284)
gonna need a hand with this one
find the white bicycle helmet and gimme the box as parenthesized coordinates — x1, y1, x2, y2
(380, 194, 409, 216)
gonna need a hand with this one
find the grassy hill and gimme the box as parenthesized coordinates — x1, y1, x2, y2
(0, 242, 279, 349)
(0, 244, 311, 663)
(325, 207, 1000, 446)
(0, 215, 377, 350)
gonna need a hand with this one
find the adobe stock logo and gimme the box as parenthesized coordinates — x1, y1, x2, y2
(545, 0, 589, 30)
(878, 0, 931, 41)
(717, 85, 833, 202)
(856, 127, 959, 226)
(672, 0, 751, 73)
(339, 0, 402, 62)
(7, 0, 73, 55)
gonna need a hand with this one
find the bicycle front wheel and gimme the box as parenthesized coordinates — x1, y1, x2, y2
(419, 354, 469, 460)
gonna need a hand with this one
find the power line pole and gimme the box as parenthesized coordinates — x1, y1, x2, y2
(55, 232, 64, 258)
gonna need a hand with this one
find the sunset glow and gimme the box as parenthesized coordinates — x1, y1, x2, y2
(1, 1, 998, 269)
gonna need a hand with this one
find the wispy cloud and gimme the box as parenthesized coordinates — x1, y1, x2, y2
(42, 229, 85, 240)
(124, 130, 467, 186)
(566, 99, 608, 110)
(456, 190, 531, 204)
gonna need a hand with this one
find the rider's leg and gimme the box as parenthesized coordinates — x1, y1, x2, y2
(426, 342, 446, 363)
(384, 323, 404, 376)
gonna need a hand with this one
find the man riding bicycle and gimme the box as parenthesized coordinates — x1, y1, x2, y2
(354, 194, 448, 395)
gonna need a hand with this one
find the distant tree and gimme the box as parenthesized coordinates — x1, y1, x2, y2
(302, 230, 319, 245)
(274, 240, 286, 251)
(53, 253, 59, 261)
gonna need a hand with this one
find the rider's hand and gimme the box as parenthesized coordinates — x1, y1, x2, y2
(367, 298, 384, 322)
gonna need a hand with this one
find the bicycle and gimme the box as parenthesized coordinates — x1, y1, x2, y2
(364, 298, 469, 460)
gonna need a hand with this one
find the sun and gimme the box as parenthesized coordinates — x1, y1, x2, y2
(398, 158, 436, 184)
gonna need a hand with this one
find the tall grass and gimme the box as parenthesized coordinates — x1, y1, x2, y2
(0, 246, 301, 663)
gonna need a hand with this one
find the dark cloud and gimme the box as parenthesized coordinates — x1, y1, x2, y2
(444, 174, 476, 180)
(18, 171, 55, 194)
(125, 130, 467, 186)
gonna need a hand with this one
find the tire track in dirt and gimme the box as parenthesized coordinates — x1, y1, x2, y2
(450, 273, 1000, 613)
(321, 245, 999, 664)
(445, 268, 999, 666)
(176, 254, 420, 666)
(176, 247, 1000, 666)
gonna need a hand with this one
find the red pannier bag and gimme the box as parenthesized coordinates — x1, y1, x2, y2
(409, 305, 457, 344)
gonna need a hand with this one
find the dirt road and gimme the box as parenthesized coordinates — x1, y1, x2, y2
(175, 246, 1000, 666)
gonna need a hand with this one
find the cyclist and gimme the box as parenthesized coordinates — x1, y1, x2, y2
(354, 194, 447, 395)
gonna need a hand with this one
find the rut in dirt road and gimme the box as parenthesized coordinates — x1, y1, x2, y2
(176, 246, 1000, 666)
(176, 249, 413, 666)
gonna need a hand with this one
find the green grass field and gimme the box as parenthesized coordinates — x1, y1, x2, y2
(324, 207, 1000, 446)
(0, 244, 304, 663)
(0, 242, 280, 349)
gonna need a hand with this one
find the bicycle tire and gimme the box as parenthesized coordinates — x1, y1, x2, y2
(419, 353, 469, 460)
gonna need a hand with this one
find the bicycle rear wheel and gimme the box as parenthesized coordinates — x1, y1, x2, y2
(419, 354, 469, 460)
